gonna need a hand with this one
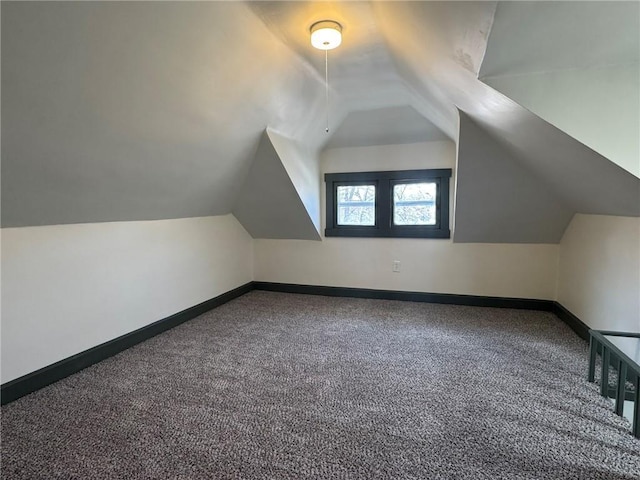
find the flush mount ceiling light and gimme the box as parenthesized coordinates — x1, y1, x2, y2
(310, 20, 342, 50)
(310, 20, 343, 133)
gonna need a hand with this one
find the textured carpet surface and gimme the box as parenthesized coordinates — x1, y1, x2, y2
(2, 291, 639, 479)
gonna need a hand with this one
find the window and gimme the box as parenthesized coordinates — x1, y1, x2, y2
(337, 184, 375, 226)
(392, 182, 436, 226)
(325, 169, 451, 238)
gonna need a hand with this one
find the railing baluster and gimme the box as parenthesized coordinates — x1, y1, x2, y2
(601, 346, 610, 397)
(615, 360, 627, 416)
(634, 375, 640, 438)
(588, 335, 597, 382)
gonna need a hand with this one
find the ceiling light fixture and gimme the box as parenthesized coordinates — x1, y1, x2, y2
(310, 20, 343, 134)
(310, 20, 342, 50)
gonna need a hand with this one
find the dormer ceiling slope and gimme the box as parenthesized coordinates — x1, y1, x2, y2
(1, 2, 331, 228)
(371, 1, 639, 243)
(2, 1, 638, 244)
(326, 105, 449, 149)
(233, 129, 321, 240)
(479, 1, 639, 177)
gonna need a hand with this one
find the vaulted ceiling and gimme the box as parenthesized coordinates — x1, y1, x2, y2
(2, 1, 638, 243)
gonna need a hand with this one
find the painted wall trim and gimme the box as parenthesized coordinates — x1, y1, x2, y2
(551, 302, 591, 341)
(254, 282, 590, 341)
(1, 282, 253, 405)
(254, 281, 554, 311)
(1, 281, 591, 405)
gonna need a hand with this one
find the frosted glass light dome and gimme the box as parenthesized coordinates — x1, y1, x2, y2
(310, 20, 342, 50)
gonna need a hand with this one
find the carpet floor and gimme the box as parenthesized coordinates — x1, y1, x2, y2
(2, 291, 639, 479)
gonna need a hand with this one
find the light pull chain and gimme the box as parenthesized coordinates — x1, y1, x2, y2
(310, 19, 341, 133)
(325, 48, 330, 133)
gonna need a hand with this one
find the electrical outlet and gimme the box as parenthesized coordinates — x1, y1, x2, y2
(392, 260, 401, 273)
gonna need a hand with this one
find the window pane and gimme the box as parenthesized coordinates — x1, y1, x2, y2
(393, 182, 436, 225)
(337, 185, 375, 226)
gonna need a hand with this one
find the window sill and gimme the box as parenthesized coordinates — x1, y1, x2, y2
(324, 228, 451, 239)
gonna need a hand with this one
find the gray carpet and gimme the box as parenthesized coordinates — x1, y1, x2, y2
(2, 291, 639, 479)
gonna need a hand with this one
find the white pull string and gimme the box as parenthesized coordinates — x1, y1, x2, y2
(325, 48, 330, 133)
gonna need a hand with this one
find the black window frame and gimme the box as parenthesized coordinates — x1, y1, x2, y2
(325, 169, 452, 239)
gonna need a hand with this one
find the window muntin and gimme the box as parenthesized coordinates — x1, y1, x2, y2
(392, 182, 436, 226)
(336, 184, 376, 226)
(324, 169, 451, 239)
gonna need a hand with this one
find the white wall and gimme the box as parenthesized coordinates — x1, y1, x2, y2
(321, 141, 455, 175)
(1, 214, 253, 383)
(254, 238, 558, 300)
(254, 141, 559, 300)
(557, 214, 640, 332)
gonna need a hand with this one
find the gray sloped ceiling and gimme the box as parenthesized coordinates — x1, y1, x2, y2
(455, 113, 574, 244)
(2, 1, 638, 243)
(326, 105, 449, 149)
(233, 130, 321, 240)
(479, 1, 639, 177)
(371, 1, 639, 244)
(1, 1, 328, 228)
